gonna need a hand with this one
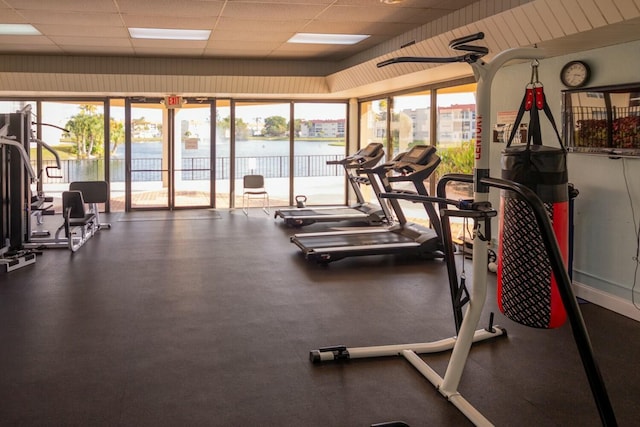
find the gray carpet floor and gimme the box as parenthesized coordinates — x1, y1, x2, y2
(1, 209, 638, 426)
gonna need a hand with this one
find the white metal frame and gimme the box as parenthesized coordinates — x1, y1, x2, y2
(311, 45, 548, 427)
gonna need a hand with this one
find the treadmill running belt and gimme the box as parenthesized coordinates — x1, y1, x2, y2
(284, 208, 365, 217)
(294, 231, 414, 248)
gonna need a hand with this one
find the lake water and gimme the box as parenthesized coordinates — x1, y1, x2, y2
(114, 139, 345, 158)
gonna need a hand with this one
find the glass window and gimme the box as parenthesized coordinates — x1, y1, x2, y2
(293, 102, 347, 206)
(234, 101, 290, 207)
(391, 92, 431, 154)
(436, 83, 477, 200)
(360, 99, 388, 155)
(109, 99, 126, 211)
(215, 99, 231, 208)
(39, 100, 107, 210)
(390, 92, 432, 223)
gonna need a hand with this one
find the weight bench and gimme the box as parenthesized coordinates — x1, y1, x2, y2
(60, 181, 110, 252)
(69, 181, 111, 230)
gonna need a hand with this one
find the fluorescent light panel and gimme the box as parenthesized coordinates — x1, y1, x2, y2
(287, 33, 369, 45)
(0, 24, 41, 36)
(129, 27, 210, 41)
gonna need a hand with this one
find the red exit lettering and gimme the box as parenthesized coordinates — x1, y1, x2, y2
(167, 96, 181, 106)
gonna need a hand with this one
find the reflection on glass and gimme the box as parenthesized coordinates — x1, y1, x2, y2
(390, 92, 432, 224)
(173, 104, 211, 208)
(215, 100, 231, 208)
(564, 84, 640, 156)
(360, 99, 388, 154)
(392, 92, 431, 154)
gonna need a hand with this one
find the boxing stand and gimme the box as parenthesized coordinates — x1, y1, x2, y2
(310, 33, 616, 426)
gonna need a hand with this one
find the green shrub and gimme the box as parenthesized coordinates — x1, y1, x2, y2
(436, 140, 474, 179)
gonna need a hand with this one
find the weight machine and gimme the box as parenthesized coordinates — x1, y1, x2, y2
(1, 104, 109, 261)
(0, 106, 38, 272)
(310, 33, 617, 426)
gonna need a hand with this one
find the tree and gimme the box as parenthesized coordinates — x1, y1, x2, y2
(293, 118, 304, 136)
(263, 116, 288, 137)
(64, 104, 104, 159)
(217, 116, 251, 140)
(110, 119, 125, 156)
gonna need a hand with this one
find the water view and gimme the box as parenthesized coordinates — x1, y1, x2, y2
(114, 138, 345, 158)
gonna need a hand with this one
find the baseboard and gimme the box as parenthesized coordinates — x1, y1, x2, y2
(573, 281, 640, 323)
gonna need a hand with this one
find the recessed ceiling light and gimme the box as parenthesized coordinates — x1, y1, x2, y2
(287, 33, 370, 45)
(0, 24, 41, 36)
(128, 27, 211, 41)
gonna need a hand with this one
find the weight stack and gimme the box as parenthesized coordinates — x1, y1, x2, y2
(496, 144, 569, 329)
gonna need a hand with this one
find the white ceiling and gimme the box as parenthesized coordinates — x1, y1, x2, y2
(0, 0, 480, 60)
(1, 0, 639, 98)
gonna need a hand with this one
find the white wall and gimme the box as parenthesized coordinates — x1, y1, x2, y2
(488, 40, 640, 320)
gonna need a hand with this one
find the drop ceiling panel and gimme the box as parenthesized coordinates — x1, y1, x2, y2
(50, 36, 132, 47)
(210, 30, 293, 42)
(300, 20, 414, 36)
(131, 39, 208, 49)
(21, 11, 123, 26)
(122, 15, 219, 29)
(213, 17, 304, 33)
(315, 5, 442, 24)
(133, 47, 209, 57)
(221, 3, 327, 20)
(4, 0, 118, 12)
(0, 7, 27, 22)
(0, 35, 57, 46)
(35, 24, 128, 38)
(117, 0, 224, 17)
(206, 40, 282, 53)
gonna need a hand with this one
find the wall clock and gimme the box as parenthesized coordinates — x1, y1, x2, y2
(560, 60, 591, 88)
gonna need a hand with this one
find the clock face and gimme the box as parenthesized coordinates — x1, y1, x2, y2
(561, 61, 590, 87)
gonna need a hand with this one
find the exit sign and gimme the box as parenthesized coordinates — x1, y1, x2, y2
(165, 96, 183, 108)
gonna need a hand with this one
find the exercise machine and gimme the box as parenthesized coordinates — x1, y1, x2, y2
(24, 180, 110, 252)
(274, 142, 393, 227)
(309, 33, 617, 426)
(0, 104, 111, 254)
(28, 135, 63, 238)
(0, 108, 39, 271)
(290, 144, 443, 263)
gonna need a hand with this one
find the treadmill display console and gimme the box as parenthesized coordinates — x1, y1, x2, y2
(359, 142, 383, 157)
(401, 145, 433, 165)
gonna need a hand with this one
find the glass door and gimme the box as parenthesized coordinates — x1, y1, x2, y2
(173, 101, 213, 208)
(125, 98, 214, 210)
(127, 99, 169, 209)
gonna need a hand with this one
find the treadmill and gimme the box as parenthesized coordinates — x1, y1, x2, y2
(274, 142, 392, 227)
(290, 144, 444, 263)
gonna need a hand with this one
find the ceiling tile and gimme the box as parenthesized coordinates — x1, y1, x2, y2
(117, 0, 224, 17)
(18, 10, 123, 26)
